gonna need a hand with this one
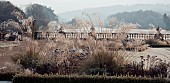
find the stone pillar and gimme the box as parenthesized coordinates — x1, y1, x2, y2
(59, 26, 64, 33)
(90, 25, 96, 39)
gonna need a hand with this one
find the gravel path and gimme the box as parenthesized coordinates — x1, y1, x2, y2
(0, 81, 11, 83)
(131, 48, 170, 62)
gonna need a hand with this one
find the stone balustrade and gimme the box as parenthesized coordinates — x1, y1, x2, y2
(34, 31, 170, 40)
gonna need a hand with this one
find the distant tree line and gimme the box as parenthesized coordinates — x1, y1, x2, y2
(108, 10, 170, 30)
(1, 1, 170, 30)
(163, 13, 170, 29)
(0, 1, 24, 23)
(0, 1, 58, 30)
(25, 4, 58, 28)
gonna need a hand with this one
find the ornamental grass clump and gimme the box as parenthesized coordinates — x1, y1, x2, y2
(11, 37, 39, 70)
(11, 37, 59, 74)
(80, 49, 128, 75)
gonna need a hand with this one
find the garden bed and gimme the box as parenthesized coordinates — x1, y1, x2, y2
(12, 74, 170, 83)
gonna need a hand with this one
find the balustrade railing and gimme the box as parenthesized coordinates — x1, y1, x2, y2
(34, 31, 170, 40)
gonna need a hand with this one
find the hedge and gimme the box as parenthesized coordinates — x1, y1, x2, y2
(0, 73, 15, 81)
(12, 74, 170, 83)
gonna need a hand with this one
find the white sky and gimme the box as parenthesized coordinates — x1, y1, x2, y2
(6, 0, 170, 14)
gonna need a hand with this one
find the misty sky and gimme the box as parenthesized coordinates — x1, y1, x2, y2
(7, 0, 170, 14)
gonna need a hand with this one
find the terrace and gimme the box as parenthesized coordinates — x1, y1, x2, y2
(34, 28, 170, 40)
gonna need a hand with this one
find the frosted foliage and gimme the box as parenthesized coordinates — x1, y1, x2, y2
(11, 10, 24, 22)
(109, 17, 118, 28)
(7, 20, 22, 30)
(0, 20, 22, 32)
(47, 21, 58, 31)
